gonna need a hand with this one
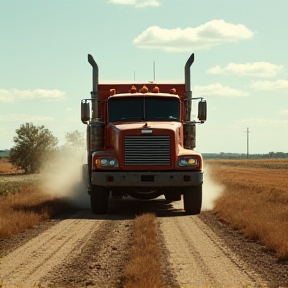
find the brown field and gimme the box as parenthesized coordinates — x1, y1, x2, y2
(0, 157, 23, 174)
(206, 158, 288, 260)
(0, 157, 69, 239)
(206, 158, 288, 170)
(0, 186, 69, 239)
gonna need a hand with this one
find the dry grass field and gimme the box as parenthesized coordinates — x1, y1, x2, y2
(206, 158, 288, 260)
(0, 157, 23, 174)
(0, 158, 69, 239)
(0, 186, 69, 239)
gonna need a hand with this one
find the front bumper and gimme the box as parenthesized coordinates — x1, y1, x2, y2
(91, 170, 203, 187)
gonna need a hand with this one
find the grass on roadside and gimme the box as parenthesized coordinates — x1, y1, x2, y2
(206, 159, 288, 261)
(0, 178, 40, 196)
(0, 186, 70, 239)
(122, 213, 164, 288)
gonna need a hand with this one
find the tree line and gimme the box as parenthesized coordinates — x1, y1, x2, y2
(9, 123, 84, 174)
(203, 152, 288, 159)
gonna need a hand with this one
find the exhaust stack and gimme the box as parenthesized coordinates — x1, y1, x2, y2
(184, 53, 196, 149)
(88, 54, 99, 119)
(184, 53, 194, 122)
(87, 54, 105, 151)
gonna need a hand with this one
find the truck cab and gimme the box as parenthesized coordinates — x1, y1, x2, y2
(81, 53, 207, 215)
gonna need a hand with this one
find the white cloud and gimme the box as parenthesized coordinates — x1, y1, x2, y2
(0, 114, 54, 122)
(136, 1, 159, 7)
(0, 89, 66, 102)
(195, 83, 249, 97)
(67, 115, 78, 122)
(0, 93, 15, 103)
(133, 20, 254, 52)
(278, 109, 288, 115)
(109, 0, 160, 7)
(207, 62, 284, 78)
(250, 79, 288, 91)
(238, 118, 288, 127)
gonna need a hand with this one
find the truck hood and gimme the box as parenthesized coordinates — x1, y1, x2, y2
(106, 122, 182, 149)
(104, 121, 200, 169)
(105, 121, 183, 157)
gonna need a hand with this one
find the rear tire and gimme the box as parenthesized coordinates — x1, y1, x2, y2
(90, 185, 109, 214)
(183, 185, 202, 215)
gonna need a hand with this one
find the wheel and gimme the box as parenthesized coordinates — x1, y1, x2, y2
(183, 185, 202, 215)
(90, 185, 109, 214)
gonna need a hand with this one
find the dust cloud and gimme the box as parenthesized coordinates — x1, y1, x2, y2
(41, 150, 90, 209)
(41, 152, 223, 212)
(202, 164, 224, 211)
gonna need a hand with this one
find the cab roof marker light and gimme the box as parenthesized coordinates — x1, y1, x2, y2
(110, 89, 116, 96)
(130, 86, 137, 93)
(170, 88, 177, 94)
(152, 86, 159, 93)
(140, 85, 149, 93)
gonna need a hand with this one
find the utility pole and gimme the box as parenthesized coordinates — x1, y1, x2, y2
(246, 127, 250, 158)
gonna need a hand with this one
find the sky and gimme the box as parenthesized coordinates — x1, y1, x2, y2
(1, 0, 288, 154)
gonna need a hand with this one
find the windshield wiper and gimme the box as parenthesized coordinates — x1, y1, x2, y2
(147, 116, 179, 121)
(118, 116, 143, 121)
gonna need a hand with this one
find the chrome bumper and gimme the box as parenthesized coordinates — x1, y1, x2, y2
(91, 170, 203, 187)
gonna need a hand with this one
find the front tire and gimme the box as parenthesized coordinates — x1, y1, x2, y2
(90, 185, 109, 214)
(183, 185, 202, 215)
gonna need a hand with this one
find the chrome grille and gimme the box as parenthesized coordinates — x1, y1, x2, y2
(124, 136, 170, 166)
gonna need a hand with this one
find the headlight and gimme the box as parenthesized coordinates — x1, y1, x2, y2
(100, 159, 108, 166)
(95, 157, 119, 168)
(178, 157, 198, 167)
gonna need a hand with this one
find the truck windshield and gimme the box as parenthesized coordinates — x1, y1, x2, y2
(108, 97, 180, 122)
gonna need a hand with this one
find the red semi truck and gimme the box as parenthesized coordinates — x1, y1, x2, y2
(81, 53, 207, 215)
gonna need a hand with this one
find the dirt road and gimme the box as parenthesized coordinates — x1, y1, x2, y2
(0, 198, 287, 287)
(160, 215, 265, 287)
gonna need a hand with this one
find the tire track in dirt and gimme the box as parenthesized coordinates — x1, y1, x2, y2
(40, 215, 133, 288)
(0, 211, 105, 287)
(159, 215, 269, 287)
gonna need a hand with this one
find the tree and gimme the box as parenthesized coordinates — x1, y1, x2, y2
(10, 123, 58, 174)
(65, 130, 84, 150)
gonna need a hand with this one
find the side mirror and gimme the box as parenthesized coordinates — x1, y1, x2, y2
(198, 100, 207, 122)
(81, 101, 90, 123)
